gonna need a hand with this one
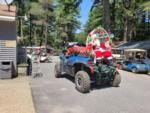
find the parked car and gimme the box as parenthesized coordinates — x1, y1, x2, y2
(118, 60, 150, 74)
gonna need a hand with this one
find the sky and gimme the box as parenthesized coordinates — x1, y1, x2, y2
(0, 0, 13, 5)
(77, 0, 93, 33)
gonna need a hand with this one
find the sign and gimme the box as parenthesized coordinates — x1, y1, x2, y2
(5, 40, 16, 47)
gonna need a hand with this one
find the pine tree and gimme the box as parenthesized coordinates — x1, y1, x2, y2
(55, 0, 82, 48)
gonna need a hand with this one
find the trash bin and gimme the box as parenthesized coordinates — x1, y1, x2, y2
(0, 61, 12, 79)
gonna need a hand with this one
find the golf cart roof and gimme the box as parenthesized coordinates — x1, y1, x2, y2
(112, 48, 123, 50)
(124, 49, 146, 52)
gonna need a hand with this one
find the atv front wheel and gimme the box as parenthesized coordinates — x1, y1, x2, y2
(112, 72, 121, 87)
(75, 71, 90, 93)
(54, 62, 61, 78)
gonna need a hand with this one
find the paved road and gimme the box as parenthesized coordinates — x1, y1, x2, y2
(31, 58, 150, 113)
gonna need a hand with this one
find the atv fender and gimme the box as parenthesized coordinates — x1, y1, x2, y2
(73, 62, 92, 76)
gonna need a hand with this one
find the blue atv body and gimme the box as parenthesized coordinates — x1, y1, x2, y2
(55, 54, 121, 93)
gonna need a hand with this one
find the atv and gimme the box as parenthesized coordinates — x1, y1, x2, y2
(54, 50, 121, 93)
(55, 26, 121, 93)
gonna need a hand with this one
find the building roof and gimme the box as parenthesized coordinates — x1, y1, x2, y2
(0, 5, 16, 21)
(117, 40, 150, 50)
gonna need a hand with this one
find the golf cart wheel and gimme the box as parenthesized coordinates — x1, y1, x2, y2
(54, 62, 61, 78)
(132, 68, 137, 73)
(75, 71, 90, 93)
(119, 64, 123, 70)
(112, 72, 121, 87)
(147, 71, 150, 76)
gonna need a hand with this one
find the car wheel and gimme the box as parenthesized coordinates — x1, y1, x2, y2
(112, 72, 121, 87)
(132, 68, 137, 73)
(75, 71, 90, 93)
(54, 62, 61, 78)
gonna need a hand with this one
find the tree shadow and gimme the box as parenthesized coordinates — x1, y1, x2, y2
(60, 74, 116, 91)
(91, 83, 112, 91)
(61, 74, 75, 83)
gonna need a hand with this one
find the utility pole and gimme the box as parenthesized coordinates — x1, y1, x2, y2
(29, 14, 32, 47)
(45, 24, 48, 55)
(44, 0, 49, 55)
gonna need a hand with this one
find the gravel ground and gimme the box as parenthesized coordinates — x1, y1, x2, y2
(31, 57, 150, 113)
(0, 76, 35, 113)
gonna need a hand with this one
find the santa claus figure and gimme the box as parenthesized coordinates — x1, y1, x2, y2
(86, 26, 113, 62)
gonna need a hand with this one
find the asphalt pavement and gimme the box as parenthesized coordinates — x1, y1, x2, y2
(30, 57, 150, 113)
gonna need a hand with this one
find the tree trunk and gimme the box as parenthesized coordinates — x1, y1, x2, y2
(129, 30, 132, 41)
(40, 25, 44, 46)
(34, 28, 38, 45)
(123, 17, 128, 42)
(129, 23, 133, 41)
(129, 18, 136, 41)
(112, 0, 116, 30)
(103, 0, 110, 33)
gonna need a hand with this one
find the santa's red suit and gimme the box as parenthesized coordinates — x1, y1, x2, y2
(93, 38, 112, 60)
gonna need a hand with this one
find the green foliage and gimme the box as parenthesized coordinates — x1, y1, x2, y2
(75, 32, 87, 44)
(87, 0, 150, 42)
(14, 0, 150, 48)
(85, 3, 103, 34)
(14, 0, 82, 48)
(54, 0, 82, 48)
(29, 2, 45, 17)
(116, 0, 149, 41)
(14, 0, 55, 47)
(142, 1, 150, 11)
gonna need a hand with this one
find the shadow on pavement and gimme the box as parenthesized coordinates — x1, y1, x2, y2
(60, 74, 116, 91)
(61, 74, 75, 83)
(91, 83, 114, 91)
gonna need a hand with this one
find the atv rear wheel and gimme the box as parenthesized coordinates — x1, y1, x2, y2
(75, 71, 90, 93)
(54, 62, 61, 78)
(112, 72, 121, 87)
